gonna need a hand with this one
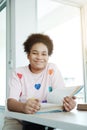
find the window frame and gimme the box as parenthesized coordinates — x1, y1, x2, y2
(0, 0, 6, 107)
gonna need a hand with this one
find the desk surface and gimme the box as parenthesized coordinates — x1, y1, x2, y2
(5, 109, 87, 130)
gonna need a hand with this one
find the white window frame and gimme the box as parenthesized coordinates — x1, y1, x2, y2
(0, 0, 6, 107)
(80, 5, 87, 102)
(6, 0, 15, 98)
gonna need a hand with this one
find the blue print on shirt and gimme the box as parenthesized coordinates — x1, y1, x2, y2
(34, 84, 41, 90)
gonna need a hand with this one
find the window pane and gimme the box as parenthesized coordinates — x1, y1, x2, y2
(37, 0, 84, 103)
(38, 0, 84, 87)
(45, 16, 84, 87)
(45, 16, 84, 103)
(0, 7, 6, 106)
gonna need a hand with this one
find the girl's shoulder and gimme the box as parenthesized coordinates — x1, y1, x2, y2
(46, 63, 60, 75)
(12, 65, 29, 74)
(47, 63, 58, 70)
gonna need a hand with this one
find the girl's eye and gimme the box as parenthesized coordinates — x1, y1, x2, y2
(32, 52, 38, 55)
(31, 51, 48, 56)
(42, 53, 47, 56)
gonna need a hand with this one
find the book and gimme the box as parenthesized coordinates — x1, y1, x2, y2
(77, 103, 87, 111)
(38, 103, 63, 113)
(47, 86, 83, 106)
(38, 86, 83, 113)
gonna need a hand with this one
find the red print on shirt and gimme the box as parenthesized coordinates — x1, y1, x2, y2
(17, 73, 22, 79)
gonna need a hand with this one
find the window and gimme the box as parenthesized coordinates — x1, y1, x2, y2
(37, 0, 84, 103)
(0, 7, 6, 106)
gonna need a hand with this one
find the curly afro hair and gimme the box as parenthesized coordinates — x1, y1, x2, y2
(23, 33, 53, 56)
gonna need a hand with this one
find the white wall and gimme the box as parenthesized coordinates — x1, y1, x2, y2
(15, 0, 37, 67)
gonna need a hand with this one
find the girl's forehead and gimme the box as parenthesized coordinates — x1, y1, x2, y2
(32, 42, 46, 47)
(31, 42, 48, 50)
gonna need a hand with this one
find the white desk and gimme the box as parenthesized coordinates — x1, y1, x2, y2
(5, 109, 87, 130)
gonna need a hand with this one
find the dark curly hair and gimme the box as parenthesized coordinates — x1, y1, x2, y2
(23, 33, 53, 56)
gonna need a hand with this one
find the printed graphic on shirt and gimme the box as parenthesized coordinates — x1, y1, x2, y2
(48, 86, 53, 92)
(34, 83, 41, 90)
(48, 69, 54, 92)
(42, 100, 47, 103)
(20, 91, 22, 97)
(48, 69, 54, 75)
(17, 73, 22, 79)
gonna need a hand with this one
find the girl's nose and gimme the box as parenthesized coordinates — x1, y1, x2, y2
(37, 54, 42, 59)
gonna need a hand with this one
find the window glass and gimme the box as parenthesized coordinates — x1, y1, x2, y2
(45, 16, 83, 87)
(0, 7, 6, 106)
(37, 0, 84, 103)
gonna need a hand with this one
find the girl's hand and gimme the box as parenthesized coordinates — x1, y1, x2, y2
(23, 98, 41, 114)
(63, 96, 76, 112)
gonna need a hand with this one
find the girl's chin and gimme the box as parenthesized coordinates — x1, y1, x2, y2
(36, 67, 45, 70)
(35, 66, 45, 70)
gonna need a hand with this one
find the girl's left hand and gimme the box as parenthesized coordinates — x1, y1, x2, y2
(63, 96, 76, 112)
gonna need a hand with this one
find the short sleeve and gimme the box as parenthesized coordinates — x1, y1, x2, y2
(8, 70, 22, 101)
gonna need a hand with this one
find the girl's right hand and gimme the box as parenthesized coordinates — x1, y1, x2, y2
(23, 98, 41, 114)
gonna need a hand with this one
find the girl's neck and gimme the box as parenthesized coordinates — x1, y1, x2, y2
(29, 64, 44, 74)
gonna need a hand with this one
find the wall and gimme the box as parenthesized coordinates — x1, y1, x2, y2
(15, 0, 37, 67)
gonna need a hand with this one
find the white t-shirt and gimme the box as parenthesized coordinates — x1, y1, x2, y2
(8, 63, 65, 103)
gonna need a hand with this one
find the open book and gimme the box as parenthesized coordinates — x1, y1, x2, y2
(38, 102, 64, 113)
(38, 86, 83, 113)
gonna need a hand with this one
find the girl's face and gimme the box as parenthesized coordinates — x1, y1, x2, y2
(27, 42, 49, 73)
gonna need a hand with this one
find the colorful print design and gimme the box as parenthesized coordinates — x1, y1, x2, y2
(34, 83, 41, 90)
(20, 91, 22, 97)
(48, 69, 54, 92)
(17, 73, 22, 79)
(17, 73, 23, 97)
(48, 86, 53, 92)
(42, 100, 47, 103)
(48, 69, 54, 75)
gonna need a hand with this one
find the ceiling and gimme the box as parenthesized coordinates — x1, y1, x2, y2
(37, 0, 81, 19)
(52, 0, 87, 7)
(1, 0, 87, 7)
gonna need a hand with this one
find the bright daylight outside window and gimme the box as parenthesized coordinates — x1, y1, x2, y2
(0, 7, 6, 106)
(37, 0, 84, 103)
(45, 17, 84, 103)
